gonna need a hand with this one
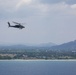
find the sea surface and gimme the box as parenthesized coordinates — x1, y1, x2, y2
(0, 60, 76, 75)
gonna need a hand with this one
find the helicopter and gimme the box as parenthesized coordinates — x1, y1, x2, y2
(7, 21, 25, 29)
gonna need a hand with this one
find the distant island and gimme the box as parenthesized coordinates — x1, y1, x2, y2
(0, 40, 76, 60)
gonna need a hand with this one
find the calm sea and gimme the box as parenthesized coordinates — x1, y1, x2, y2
(0, 60, 76, 75)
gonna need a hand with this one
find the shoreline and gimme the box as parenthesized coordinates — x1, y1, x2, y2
(0, 59, 76, 61)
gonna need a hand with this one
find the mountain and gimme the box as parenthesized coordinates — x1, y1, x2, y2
(34, 42, 56, 47)
(0, 40, 76, 51)
(0, 44, 28, 50)
(51, 40, 76, 51)
(0, 42, 56, 50)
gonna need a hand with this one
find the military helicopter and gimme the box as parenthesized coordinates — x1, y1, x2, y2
(8, 21, 25, 29)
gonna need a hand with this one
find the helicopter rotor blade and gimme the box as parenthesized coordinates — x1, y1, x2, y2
(18, 22, 26, 25)
(13, 21, 20, 24)
(12, 21, 26, 25)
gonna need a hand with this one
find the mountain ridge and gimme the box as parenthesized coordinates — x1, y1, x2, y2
(0, 42, 56, 50)
(0, 40, 76, 51)
(51, 40, 76, 51)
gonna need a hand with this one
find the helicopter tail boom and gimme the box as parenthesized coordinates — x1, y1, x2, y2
(8, 22, 11, 27)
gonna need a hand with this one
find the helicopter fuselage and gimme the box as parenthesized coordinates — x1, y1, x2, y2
(9, 25, 25, 29)
(8, 22, 25, 29)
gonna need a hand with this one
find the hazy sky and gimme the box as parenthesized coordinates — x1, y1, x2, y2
(0, 0, 76, 45)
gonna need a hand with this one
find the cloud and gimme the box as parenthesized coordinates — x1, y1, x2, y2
(40, 0, 76, 4)
(0, 0, 18, 9)
(40, 0, 65, 3)
(71, 4, 76, 9)
(0, 0, 76, 44)
(15, 1, 68, 17)
(66, 0, 76, 4)
(0, 0, 76, 22)
(16, 0, 32, 9)
(14, 0, 49, 17)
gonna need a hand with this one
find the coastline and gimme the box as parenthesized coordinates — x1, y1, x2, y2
(0, 59, 76, 61)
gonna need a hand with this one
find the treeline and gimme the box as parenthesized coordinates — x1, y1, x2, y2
(0, 49, 76, 59)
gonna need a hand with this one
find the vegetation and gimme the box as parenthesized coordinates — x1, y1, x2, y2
(0, 48, 76, 60)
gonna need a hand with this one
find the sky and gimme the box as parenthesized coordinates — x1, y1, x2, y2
(0, 0, 76, 45)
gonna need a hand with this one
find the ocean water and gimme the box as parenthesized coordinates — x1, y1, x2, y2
(0, 60, 76, 75)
